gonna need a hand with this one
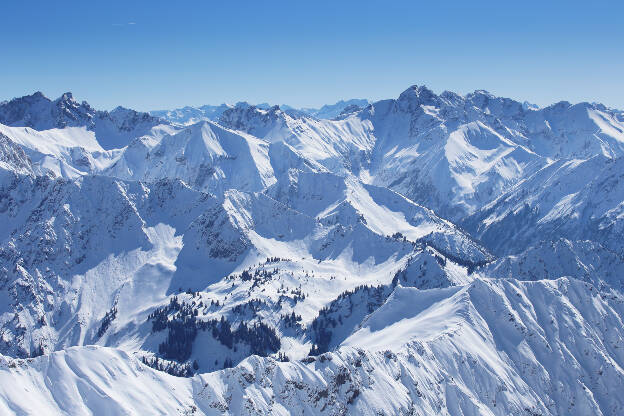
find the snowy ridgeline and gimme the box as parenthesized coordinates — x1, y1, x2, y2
(0, 86, 623, 415)
(2, 278, 623, 415)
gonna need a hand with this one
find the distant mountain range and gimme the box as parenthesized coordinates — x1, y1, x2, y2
(150, 98, 372, 125)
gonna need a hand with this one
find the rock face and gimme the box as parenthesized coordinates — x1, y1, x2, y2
(0, 85, 623, 415)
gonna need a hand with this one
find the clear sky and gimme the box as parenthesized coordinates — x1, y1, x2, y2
(2, 0, 623, 111)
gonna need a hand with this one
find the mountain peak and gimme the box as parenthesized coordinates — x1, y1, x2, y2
(470, 89, 494, 97)
(234, 101, 253, 109)
(111, 105, 133, 113)
(522, 100, 540, 111)
(465, 89, 496, 104)
(397, 85, 438, 107)
(53, 92, 81, 108)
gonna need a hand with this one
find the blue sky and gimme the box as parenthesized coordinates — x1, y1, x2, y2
(2, 0, 623, 110)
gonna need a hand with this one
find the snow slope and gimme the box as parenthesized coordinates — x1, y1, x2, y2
(105, 121, 277, 197)
(0, 174, 218, 357)
(0, 123, 117, 178)
(464, 155, 624, 255)
(2, 277, 623, 415)
(481, 238, 624, 291)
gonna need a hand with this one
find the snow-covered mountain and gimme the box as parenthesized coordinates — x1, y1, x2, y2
(0, 164, 487, 360)
(3, 277, 623, 415)
(480, 238, 624, 291)
(463, 155, 624, 256)
(104, 120, 278, 196)
(0, 92, 173, 150)
(214, 86, 624, 221)
(150, 104, 234, 126)
(297, 98, 371, 119)
(0, 85, 624, 415)
(151, 99, 372, 126)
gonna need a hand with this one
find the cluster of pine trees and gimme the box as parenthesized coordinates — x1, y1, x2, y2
(148, 297, 281, 364)
(141, 356, 196, 377)
(309, 285, 388, 354)
(416, 236, 491, 273)
(239, 267, 279, 282)
(231, 298, 268, 319)
(263, 256, 290, 264)
(282, 311, 302, 329)
(96, 306, 117, 338)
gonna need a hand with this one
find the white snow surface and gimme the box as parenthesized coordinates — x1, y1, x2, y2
(2, 277, 623, 415)
(0, 86, 623, 415)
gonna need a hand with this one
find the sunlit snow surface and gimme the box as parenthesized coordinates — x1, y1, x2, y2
(0, 86, 624, 415)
